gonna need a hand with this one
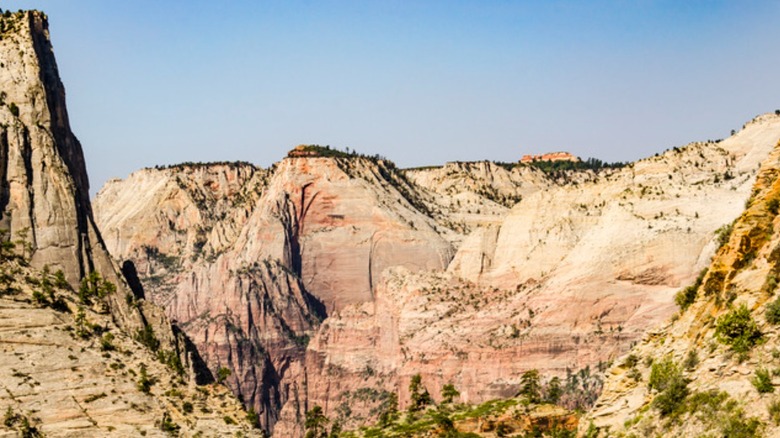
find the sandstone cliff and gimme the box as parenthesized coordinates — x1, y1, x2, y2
(0, 9, 146, 333)
(94, 113, 780, 436)
(405, 161, 551, 242)
(585, 127, 780, 436)
(94, 153, 455, 433)
(0, 10, 261, 436)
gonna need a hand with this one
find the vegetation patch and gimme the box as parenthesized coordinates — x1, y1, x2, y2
(715, 304, 763, 356)
(675, 269, 707, 311)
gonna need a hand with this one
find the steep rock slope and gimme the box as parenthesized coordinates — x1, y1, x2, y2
(272, 114, 780, 435)
(0, 9, 143, 332)
(0, 9, 262, 437)
(0, 255, 258, 437)
(96, 115, 780, 436)
(405, 161, 552, 242)
(94, 154, 455, 433)
(585, 136, 780, 436)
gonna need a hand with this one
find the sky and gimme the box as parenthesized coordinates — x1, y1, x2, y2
(2, 1, 780, 196)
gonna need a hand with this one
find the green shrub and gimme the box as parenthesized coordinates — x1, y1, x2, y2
(217, 366, 231, 384)
(100, 332, 115, 351)
(675, 269, 707, 310)
(752, 368, 774, 393)
(768, 198, 780, 215)
(683, 350, 699, 371)
(648, 357, 689, 416)
(159, 412, 180, 435)
(135, 324, 161, 352)
(648, 357, 679, 392)
(715, 223, 734, 249)
(721, 414, 761, 438)
(246, 408, 260, 428)
(137, 364, 155, 394)
(766, 297, 780, 324)
(652, 375, 689, 416)
(768, 398, 780, 424)
(715, 304, 763, 354)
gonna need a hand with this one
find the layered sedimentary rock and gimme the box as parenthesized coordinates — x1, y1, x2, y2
(405, 160, 551, 241)
(0, 9, 162, 337)
(0, 10, 263, 436)
(0, 257, 259, 437)
(520, 151, 579, 163)
(585, 133, 780, 436)
(273, 114, 780, 435)
(96, 114, 780, 435)
(94, 154, 454, 432)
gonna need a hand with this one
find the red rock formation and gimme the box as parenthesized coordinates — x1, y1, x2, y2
(94, 156, 454, 433)
(520, 151, 580, 163)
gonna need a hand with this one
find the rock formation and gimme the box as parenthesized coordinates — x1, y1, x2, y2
(0, 9, 144, 332)
(0, 255, 259, 436)
(0, 10, 262, 436)
(520, 152, 579, 163)
(94, 113, 780, 435)
(585, 127, 780, 436)
(94, 153, 454, 433)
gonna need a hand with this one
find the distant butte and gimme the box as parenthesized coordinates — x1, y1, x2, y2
(520, 151, 579, 163)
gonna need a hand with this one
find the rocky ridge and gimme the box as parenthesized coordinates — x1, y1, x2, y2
(0, 10, 261, 436)
(585, 133, 780, 436)
(271, 114, 780, 435)
(0, 254, 257, 437)
(95, 153, 455, 433)
(94, 113, 780, 436)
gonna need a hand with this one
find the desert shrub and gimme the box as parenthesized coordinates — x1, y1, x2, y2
(135, 324, 161, 352)
(715, 304, 762, 355)
(649, 357, 689, 416)
(766, 297, 780, 324)
(100, 332, 115, 351)
(246, 407, 259, 428)
(720, 414, 761, 438)
(769, 198, 780, 215)
(752, 368, 774, 393)
(675, 269, 707, 310)
(137, 363, 155, 394)
(768, 398, 780, 424)
(715, 223, 734, 249)
(217, 366, 231, 384)
(159, 412, 180, 435)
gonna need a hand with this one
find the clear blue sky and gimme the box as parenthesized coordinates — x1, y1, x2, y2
(3, 1, 780, 195)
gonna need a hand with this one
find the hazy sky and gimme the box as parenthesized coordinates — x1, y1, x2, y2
(3, 1, 780, 195)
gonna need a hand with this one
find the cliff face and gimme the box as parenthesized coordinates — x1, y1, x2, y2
(0, 10, 94, 284)
(0, 10, 151, 334)
(0, 255, 260, 437)
(93, 114, 780, 436)
(271, 116, 780, 435)
(585, 132, 780, 436)
(405, 161, 552, 243)
(94, 114, 780, 436)
(0, 10, 263, 436)
(94, 155, 454, 433)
